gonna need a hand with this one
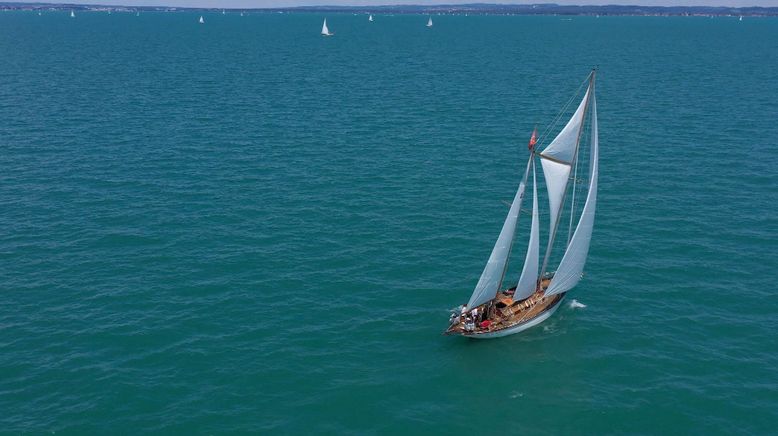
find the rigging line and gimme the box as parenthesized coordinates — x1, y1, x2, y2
(535, 74, 591, 149)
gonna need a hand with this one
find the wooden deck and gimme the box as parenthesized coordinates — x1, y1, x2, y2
(446, 279, 563, 335)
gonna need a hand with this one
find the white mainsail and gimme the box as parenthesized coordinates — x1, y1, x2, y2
(427, 17, 433, 27)
(545, 88, 598, 296)
(199, 16, 204, 24)
(514, 161, 540, 301)
(538, 83, 591, 277)
(70, 10, 75, 18)
(369, 14, 374, 22)
(321, 19, 332, 36)
(466, 159, 532, 310)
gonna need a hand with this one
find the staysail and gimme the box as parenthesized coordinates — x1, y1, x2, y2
(466, 158, 532, 310)
(538, 81, 591, 278)
(513, 161, 540, 301)
(544, 87, 598, 296)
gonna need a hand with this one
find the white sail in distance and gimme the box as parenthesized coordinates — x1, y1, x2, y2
(514, 161, 540, 301)
(545, 88, 598, 297)
(466, 159, 532, 310)
(321, 19, 332, 36)
(427, 17, 433, 27)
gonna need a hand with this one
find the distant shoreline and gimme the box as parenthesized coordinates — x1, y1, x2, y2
(1, 2, 777, 17)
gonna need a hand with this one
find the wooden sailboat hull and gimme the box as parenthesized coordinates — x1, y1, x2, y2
(461, 293, 566, 339)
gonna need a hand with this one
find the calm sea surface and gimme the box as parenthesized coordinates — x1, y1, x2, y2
(1, 11, 777, 434)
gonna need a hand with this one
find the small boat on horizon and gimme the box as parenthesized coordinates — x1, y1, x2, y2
(70, 10, 75, 18)
(369, 14, 374, 22)
(321, 18, 334, 36)
(426, 16, 433, 27)
(445, 70, 600, 339)
(199, 15, 204, 24)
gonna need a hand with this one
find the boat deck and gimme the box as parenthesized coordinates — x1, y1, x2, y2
(446, 280, 563, 336)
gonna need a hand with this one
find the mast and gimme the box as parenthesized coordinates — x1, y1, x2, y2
(538, 71, 594, 283)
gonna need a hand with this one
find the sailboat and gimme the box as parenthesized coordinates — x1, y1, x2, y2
(321, 18, 334, 36)
(739, 16, 743, 21)
(369, 14, 374, 22)
(445, 71, 599, 339)
(70, 10, 75, 18)
(199, 16, 204, 24)
(426, 16, 433, 27)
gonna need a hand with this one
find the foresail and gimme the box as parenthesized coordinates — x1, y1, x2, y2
(467, 163, 530, 310)
(545, 91, 598, 297)
(514, 162, 540, 301)
(540, 158, 571, 240)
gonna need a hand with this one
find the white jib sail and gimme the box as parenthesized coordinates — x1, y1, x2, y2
(540, 158, 571, 240)
(544, 90, 598, 297)
(322, 19, 330, 35)
(514, 161, 540, 301)
(466, 161, 531, 310)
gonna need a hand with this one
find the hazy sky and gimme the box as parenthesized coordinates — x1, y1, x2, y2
(28, 1, 778, 7)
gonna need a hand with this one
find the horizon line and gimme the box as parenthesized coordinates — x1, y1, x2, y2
(1, 2, 776, 10)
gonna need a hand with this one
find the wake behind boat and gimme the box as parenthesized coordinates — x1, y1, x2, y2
(446, 71, 599, 339)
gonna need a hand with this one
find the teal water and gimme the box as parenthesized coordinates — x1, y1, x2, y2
(2, 11, 777, 434)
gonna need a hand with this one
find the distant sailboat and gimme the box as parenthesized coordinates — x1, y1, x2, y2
(199, 16, 204, 24)
(70, 10, 75, 18)
(240, 12, 244, 17)
(222, 9, 226, 15)
(369, 14, 374, 22)
(739, 16, 743, 21)
(426, 16, 433, 27)
(321, 18, 334, 36)
(446, 70, 600, 339)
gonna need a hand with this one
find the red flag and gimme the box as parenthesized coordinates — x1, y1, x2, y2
(528, 127, 537, 150)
